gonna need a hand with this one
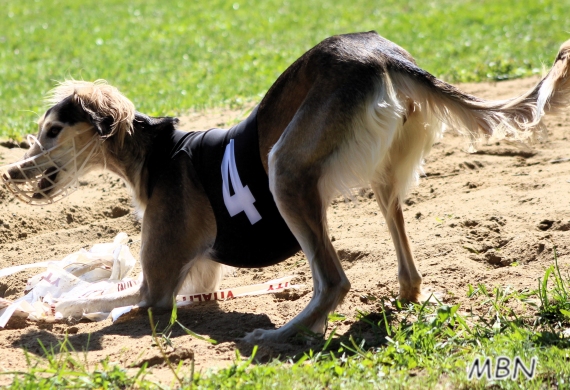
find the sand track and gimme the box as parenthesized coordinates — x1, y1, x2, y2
(1, 77, 569, 383)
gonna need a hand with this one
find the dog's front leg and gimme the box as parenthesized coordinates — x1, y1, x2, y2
(138, 161, 216, 310)
(57, 161, 216, 318)
(56, 284, 142, 318)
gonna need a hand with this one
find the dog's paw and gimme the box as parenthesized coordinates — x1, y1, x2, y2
(240, 328, 283, 344)
(54, 299, 88, 319)
(398, 286, 443, 304)
(418, 288, 444, 304)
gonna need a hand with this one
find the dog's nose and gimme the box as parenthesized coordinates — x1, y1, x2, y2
(5, 167, 24, 180)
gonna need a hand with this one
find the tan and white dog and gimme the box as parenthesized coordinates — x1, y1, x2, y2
(2, 32, 570, 343)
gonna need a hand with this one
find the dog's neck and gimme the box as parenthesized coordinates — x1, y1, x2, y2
(101, 112, 179, 214)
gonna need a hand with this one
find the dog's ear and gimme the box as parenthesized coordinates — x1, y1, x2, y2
(46, 80, 135, 146)
(70, 93, 112, 136)
(134, 112, 179, 130)
(71, 88, 134, 147)
(88, 111, 114, 137)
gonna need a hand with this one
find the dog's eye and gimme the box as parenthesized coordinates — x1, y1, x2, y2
(47, 126, 63, 138)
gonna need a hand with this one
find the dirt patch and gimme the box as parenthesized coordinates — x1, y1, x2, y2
(1, 76, 570, 384)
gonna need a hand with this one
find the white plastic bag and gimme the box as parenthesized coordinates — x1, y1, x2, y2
(0, 233, 136, 327)
(0, 232, 301, 327)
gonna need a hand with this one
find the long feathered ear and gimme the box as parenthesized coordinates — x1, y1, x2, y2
(75, 95, 115, 136)
(47, 80, 135, 145)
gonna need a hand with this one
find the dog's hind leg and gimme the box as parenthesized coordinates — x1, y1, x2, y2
(370, 181, 423, 302)
(244, 104, 352, 343)
(370, 107, 440, 302)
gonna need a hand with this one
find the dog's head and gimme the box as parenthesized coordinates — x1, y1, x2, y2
(1, 80, 135, 204)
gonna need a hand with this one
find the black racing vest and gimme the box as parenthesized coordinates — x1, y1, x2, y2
(147, 107, 301, 268)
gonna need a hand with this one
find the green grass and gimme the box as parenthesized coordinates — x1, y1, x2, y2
(1, 0, 569, 138)
(3, 251, 570, 389)
(5, 338, 154, 389)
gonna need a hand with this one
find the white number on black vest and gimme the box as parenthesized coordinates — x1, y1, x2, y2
(221, 139, 262, 224)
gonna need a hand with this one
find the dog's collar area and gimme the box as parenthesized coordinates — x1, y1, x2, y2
(0, 132, 101, 205)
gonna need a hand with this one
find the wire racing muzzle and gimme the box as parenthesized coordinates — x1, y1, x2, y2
(0, 132, 101, 205)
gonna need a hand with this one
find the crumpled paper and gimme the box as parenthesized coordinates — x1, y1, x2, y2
(0, 233, 136, 327)
(0, 233, 300, 327)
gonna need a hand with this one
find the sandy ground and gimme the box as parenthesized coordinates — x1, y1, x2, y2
(0, 77, 569, 384)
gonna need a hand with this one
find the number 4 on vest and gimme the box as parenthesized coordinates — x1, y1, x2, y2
(221, 139, 262, 224)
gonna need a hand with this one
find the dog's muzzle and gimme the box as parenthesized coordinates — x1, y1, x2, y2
(0, 133, 101, 205)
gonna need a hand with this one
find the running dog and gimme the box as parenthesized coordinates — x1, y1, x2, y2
(3, 32, 570, 343)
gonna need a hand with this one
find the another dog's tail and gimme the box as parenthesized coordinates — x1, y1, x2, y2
(389, 39, 570, 144)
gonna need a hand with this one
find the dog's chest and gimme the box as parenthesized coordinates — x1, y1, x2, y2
(171, 107, 300, 267)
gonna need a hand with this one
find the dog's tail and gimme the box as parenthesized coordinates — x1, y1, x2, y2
(389, 39, 570, 144)
(363, 39, 570, 211)
(536, 40, 570, 119)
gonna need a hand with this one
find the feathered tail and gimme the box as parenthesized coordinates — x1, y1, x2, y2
(389, 39, 570, 144)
